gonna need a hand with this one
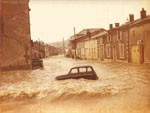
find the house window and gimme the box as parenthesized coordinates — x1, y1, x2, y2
(93, 48, 96, 57)
(117, 30, 120, 40)
(99, 38, 103, 44)
(106, 45, 111, 57)
(119, 43, 124, 59)
(119, 31, 123, 40)
(77, 48, 80, 56)
(133, 30, 135, 38)
(89, 48, 91, 57)
(92, 48, 94, 57)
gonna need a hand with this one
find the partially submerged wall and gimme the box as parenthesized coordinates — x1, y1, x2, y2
(0, 0, 32, 71)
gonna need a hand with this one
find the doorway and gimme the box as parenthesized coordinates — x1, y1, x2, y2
(131, 45, 144, 64)
(99, 45, 104, 61)
(113, 45, 117, 62)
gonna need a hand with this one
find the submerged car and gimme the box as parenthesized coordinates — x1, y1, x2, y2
(55, 66, 98, 80)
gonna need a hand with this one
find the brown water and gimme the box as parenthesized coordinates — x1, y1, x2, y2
(0, 55, 150, 113)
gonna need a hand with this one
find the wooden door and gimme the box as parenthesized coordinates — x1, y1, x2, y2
(99, 45, 104, 61)
(131, 45, 143, 64)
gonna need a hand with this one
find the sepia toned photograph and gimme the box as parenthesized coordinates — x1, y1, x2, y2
(0, 0, 150, 113)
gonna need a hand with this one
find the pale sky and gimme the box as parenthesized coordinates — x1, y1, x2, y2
(29, 0, 150, 43)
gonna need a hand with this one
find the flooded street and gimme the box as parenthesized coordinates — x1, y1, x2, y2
(0, 55, 150, 113)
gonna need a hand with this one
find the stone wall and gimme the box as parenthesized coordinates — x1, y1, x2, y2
(0, 0, 2, 71)
(129, 21, 150, 64)
(144, 23, 150, 63)
(0, 0, 32, 71)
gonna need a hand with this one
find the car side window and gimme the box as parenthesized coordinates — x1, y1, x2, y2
(87, 67, 93, 72)
(70, 68, 78, 74)
(79, 68, 86, 73)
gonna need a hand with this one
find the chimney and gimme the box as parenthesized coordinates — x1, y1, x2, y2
(140, 8, 146, 19)
(129, 14, 134, 22)
(87, 29, 91, 38)
(115, 23, 120, 27)
(109, 24, 113, 29)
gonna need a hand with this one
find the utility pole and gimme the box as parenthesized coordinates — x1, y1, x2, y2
(74, 27, 76, 60)
(63, 37, 65, 56)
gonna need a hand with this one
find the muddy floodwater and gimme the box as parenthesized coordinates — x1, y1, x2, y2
(0, 55, 150, 113)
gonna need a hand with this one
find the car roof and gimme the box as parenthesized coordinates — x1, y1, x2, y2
(71, 66, 93, 69)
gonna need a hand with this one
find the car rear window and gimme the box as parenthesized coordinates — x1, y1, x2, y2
(87, 67, 92, 72)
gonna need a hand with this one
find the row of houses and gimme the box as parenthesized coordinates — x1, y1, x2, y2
(31, 40, 61, 60)
(69, 8, 150, 64)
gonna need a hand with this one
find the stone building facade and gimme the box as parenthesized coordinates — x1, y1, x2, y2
(0, 0, 3, 71)
(69, 8, 150, 64)
(45, 44, 60, 58)
(104, 8, 150, 64)
(0, 0, 32, 71)
(117, 24, 129, 63)
(84, 29, 104, 60)
(84, 39, 98, 60)
(76, 41, 84, 59)
(70, 31, 86, 59)
(107, 23, 129, 63)
(96, 30, 107, 61)
(128, 9, 150, 64)
(31, 41, 40, 60)
(104, 27, 112, 62)
(70, 28, 106, 60)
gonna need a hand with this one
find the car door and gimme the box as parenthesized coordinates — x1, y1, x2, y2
(68, 68, 79, 79)
(78, 67, 87, 78)
(85, 67, 97, 80)
(86, 67, 95, 79)
(78, 67, 92, 79)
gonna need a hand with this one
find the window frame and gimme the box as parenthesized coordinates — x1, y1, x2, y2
(119, 43, 125, 59)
